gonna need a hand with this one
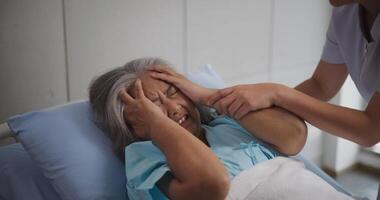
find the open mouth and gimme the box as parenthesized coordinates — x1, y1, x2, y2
(176, 114, 188, 125)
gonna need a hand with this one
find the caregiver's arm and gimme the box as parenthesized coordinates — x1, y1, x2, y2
(276, 85, 380, 147)
(121, 80, 229, 200)
(276, 60, 380, 147)
(211, 88, 308, 155)
(210, 60, 380, 147)
(295, 60, 348, 101)
(234, 60, 345, 154)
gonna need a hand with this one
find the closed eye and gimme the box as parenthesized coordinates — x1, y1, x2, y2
(149, 96, 161, 106)
(152, 99, 162, 106)
(167, 86, 178, 97)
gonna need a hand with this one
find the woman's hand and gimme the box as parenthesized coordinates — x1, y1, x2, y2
(120, 79, 165, 140)
(208, 83, 282, 119)
(149, 65, 216, 105)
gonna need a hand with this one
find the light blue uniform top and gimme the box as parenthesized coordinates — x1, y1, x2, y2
(322, 4, 380, 102)
(124, 116, 280, 200)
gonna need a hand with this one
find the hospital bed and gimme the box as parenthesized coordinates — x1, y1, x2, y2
(0, 123, 12, 140)
(0, 65, 366, 199)
(0, 101, 360, 200)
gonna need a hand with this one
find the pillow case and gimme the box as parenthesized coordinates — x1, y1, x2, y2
(7, 101, 127, 200)
(0, 143, 60, 200)
(187, 64, 225, 89)
(5, 64, 224, 200)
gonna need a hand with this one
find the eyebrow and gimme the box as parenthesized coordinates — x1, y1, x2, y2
(150, 85, 174, 102)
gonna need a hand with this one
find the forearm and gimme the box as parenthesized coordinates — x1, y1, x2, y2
(150, 117, 228, 188)
(238, 107, 307, 155)
(276, 85, 379, 146)
(295, 78, 331, 101)
(295, 60, 348, 101)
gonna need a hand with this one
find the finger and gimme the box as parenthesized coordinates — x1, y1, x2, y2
(157, 90, 166, 103)
(150, 72, 180, 85)
(235, 103, 251, 120)
(229, 98, 244, 117)
(213, 93, 237, 115)
(208, 87, 234, 106)
(157, 91, 168, 115)
(120, 89, 134, 104)
(212, 102, 223, 116)
(134, 79, 146, 99)
(150, 65, 177, 76)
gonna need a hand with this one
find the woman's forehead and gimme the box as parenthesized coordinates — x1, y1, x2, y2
(138, 72, 169, 98)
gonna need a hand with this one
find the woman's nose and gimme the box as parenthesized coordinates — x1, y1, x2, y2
(164, 98, 180, 117)
(158, 91, 180, 117)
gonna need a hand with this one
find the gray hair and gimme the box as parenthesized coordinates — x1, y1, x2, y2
(89, 57, 214, 160)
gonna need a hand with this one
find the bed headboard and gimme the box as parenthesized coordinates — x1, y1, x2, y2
(0, 123, 13, 140)
(0, 123, 16, 147)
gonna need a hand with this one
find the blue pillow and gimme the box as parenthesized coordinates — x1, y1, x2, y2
(187, 64, 225, 89)
(0, 143, 60, 200)
(7, 101, 127, 200)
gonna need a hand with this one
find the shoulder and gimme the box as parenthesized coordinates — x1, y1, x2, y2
(332, 4, 357, 18)
(326, 4, 360, 49)
(331, 4, 358, 30)
(125, 141, 165, 161)
(125, 141, 156, 152)
(124, 141, 170, 194)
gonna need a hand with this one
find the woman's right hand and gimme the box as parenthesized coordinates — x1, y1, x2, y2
(149, 65, 216, 106)
(120, 79, 165, 140)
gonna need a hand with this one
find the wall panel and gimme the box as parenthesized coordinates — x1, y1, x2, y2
(271, 0, 331, 73)
(65, 0, 184, 100)
(187, 0, 272, 83)
(0, 0, 67, 122)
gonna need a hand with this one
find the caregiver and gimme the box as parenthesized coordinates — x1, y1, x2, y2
(208, 0, 380, 147)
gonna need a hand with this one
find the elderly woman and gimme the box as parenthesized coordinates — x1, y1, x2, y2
(88, 57, 307, 200)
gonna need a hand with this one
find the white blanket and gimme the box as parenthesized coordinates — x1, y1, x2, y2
(226, 157, 354, 200)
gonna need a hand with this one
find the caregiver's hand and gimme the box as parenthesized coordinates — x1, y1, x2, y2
(120, 79, 165, 140)
(208, 83, 282, 119)
(149, 65, 216, 105)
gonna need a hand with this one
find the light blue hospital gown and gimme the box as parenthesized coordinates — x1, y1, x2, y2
(124, 116, 281, 200)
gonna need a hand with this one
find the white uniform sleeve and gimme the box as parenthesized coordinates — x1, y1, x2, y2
(321, 12, 345, 64)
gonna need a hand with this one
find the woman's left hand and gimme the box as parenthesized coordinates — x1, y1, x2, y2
(208, 83, 282, 119)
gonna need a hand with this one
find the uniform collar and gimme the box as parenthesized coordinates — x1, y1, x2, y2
(358, 4, 380, 42)
(371, 13, 380, 42)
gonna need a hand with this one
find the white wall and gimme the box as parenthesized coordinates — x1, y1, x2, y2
(0, 0, 332, 164)
(0, 0, 67, 122)
(64, 0, 185, 100)
(186, 0, 272, 82)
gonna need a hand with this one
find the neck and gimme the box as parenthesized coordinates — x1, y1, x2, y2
(199, 128, 210, 147)
(359, 1, 380, 18)
(359, 2, 379, 33)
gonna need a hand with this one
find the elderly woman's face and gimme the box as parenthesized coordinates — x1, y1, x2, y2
(131, 71, 203, 137)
